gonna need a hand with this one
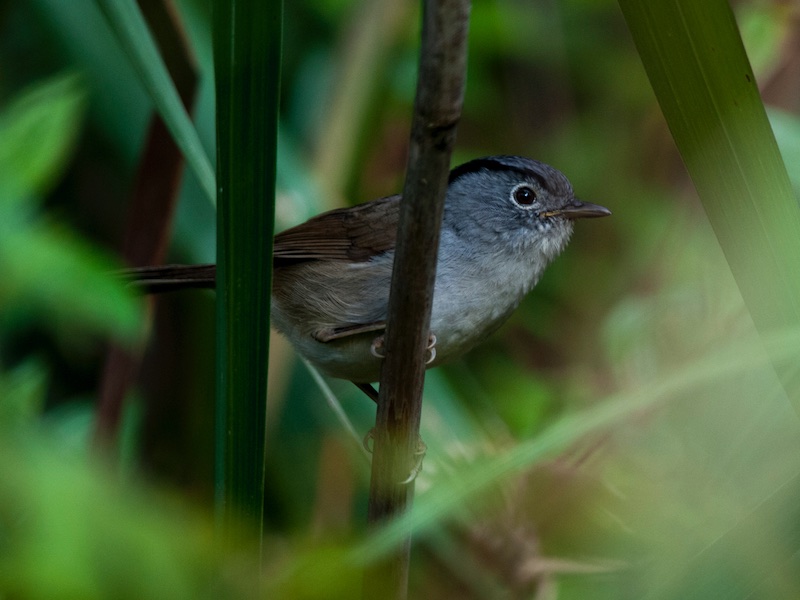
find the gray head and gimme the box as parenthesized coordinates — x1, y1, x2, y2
(443, 156, 610, 262)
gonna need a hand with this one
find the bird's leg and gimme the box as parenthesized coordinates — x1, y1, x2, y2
(354, 382, 379, 404)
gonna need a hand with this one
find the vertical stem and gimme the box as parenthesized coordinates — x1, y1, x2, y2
(213, 0, 282, 543)
(364, 0, 470, 598)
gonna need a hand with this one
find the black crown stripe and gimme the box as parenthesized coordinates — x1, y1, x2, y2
(448, 157, 548, 190)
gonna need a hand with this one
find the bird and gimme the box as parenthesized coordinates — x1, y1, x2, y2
(128, 155, 610, 399)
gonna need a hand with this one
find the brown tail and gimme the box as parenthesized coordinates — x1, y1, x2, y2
(124, 264, 216, 293)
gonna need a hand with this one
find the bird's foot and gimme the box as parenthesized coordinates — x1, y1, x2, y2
(425, 334, 437, 364)
(362, 429, 427, 484)
(400, 437, 428, 485)
(370, 336, 385, 359)
(369, 333, 437, 364)
(363, 428, 375, 453)
(355, 382, 379, 403)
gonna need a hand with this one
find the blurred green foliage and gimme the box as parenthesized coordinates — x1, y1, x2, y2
(1, 0, 800, 598)
(0, 73, 142, 341)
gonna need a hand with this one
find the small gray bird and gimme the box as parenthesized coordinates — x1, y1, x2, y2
(131, 156, 610, 393)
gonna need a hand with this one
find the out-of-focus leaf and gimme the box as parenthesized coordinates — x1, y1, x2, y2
(618, 0, 800, 412)
(0, 73, 142, 339)
(645, 468, 800, 600)
(769, 108, 800, 194)
(0, 73, 86, 205)
(0, 434, 239, 599)
(353, 325, 800, 560)
(30, 0, 152, 164)
(0, 224, 142, 338)
(738, 2, 791, 75)
(0, 361, 47, 433)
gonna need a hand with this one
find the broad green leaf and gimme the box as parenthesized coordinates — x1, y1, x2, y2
(213, 0, 282, 539)
(618, 0, 800, 411)
(770, 108, 800, 193)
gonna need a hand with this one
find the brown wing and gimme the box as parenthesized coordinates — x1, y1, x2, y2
(124, 196, 400, 293)
(273, 194, 400, 265)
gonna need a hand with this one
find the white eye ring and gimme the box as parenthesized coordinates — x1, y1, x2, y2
(510, 183, 538, 209)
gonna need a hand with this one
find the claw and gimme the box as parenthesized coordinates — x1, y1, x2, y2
(371, 333, 437, 364)
(425, 334, 437, 365)
(370, 336, 385, 359)
(363, 428, 375, 453)
(364, 429, 427, 484)
(399, 437, 428, 485)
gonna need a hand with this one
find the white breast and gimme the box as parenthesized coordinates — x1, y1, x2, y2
(429, 249, 545, 360)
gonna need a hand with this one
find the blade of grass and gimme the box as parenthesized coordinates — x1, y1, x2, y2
(643, 467, 800, 599)
(353, 326, 800, 561)
(617, 0, 800, 411)
(213, 0, 282, 543)
(94, 0, 215, 203)
(302, 359, 371, 459)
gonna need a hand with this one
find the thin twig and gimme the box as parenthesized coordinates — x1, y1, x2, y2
(363, 0, 471, 598)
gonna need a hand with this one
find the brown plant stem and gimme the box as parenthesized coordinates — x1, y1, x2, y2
(363, 0, 471, 598)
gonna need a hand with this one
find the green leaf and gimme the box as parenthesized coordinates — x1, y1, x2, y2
(354, 327, 800, 561)
(0, 434, 228, 599)
(769, 108, 800, 193)
(0, 73, 142, 339)
(0, 224, 142, 339)
(213, 0, 282, 539)
(0, 73, 86, 205)
(0, 361, 47, 434)
(618, 0, 800, 410)
(93, 0, 216, 203)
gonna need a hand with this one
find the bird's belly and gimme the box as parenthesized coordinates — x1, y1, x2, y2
(288, 331, 385, 383)
(271, 253, 542, 383)
(427, 258, 541, 362)
(428, 291, 520, 362)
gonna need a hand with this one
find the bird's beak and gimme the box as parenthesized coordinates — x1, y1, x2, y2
(540, 200, 611, 220)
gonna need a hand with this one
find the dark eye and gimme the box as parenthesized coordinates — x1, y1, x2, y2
(512, 185, 537, 206)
